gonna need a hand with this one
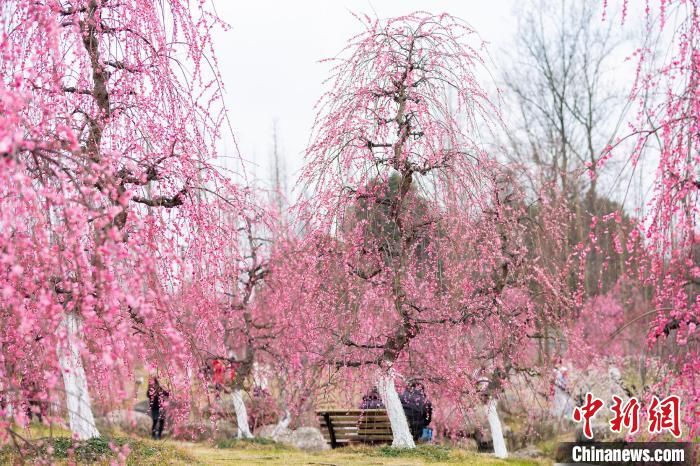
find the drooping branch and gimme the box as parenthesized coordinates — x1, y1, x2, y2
(131, 188, 187, 208)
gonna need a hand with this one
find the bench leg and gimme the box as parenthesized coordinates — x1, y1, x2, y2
(323, 412, 338, 449)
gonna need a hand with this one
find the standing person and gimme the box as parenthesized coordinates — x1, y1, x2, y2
(147, 377, 169, 440)
(551, 365, 574, 420)
(399, 380, 432, 441)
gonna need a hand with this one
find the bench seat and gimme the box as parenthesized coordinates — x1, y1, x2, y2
(316, 409, 393, 448)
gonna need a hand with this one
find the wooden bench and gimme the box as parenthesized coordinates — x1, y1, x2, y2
(316, 409, 393, 448)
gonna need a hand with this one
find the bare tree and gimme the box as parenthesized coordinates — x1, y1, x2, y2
(499, 0, 645, 362)
(502, 0, 624, 211)
(269, 119, 287, 215)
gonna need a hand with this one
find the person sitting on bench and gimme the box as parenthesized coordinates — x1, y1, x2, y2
(359, 386, 385, 409)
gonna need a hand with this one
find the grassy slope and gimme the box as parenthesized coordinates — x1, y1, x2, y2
(0, 425, 193, 465)
(2, 425, 551, 465)
(185, 440, 551, 466)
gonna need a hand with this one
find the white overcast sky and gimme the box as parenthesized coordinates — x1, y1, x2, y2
(210, 0, 520, 190)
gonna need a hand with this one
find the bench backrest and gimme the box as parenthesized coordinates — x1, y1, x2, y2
(316, 409, 393, 448)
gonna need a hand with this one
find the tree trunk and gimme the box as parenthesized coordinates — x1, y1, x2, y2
(486, 398, 507, 458)
(232, 389, 253, 439)
(56, 313, 100, 440)
(376, 370, 415, 448)
(272, 409, 291, 436)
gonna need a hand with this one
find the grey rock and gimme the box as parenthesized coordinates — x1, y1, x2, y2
(289, 427, 329, 451)
(257, 423, 293, 443)
(104, 409, 151, 434)
(514, 445, 544, 458)
(257, 424, 328, 451)
(212, 420, 238, 439)
(133, 400, 149, 414)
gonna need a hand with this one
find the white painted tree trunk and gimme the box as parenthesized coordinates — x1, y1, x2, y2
(486, 398, 507, 458)
(56, 313, 100, 440)
(232, 389, 253, 439)
(376, 370, 415, 448)
(272, 409, 291, 436)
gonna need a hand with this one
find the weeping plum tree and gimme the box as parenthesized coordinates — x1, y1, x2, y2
(180, 200, 281, 440)
(607, 0, 700, 438)
(175, 195, 323, 439)
(0, 0, 236, 439)
(295, 12, 566, 449)
(219, 209, 271, 440)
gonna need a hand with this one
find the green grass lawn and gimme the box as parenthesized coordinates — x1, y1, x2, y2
(0, 425, 193, 465)
(185, 440, 550, 465)
(0, 424, 551, 465)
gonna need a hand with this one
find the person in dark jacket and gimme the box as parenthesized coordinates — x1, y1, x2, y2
(400, 380, 432, 441)
(359, 386, 385, 409)
(147, 377, 169, 439)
